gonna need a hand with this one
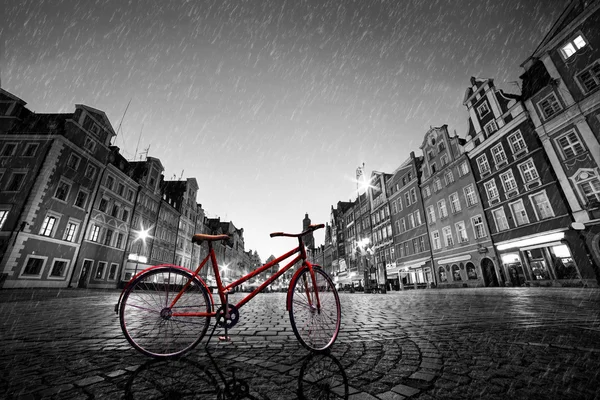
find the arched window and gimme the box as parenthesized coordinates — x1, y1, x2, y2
(452, 264, 462, 281)
(438, 266, 447, 282)
(466, 262, 478, 280)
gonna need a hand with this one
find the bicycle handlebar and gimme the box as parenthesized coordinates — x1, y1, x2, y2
(270, 223, 325, 238)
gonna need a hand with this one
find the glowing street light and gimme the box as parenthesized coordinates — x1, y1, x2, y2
(132, 226, 152, 276)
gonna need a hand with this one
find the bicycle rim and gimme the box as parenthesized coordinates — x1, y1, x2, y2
(289, 267, 341, 352)
(120, 266, 211, 358)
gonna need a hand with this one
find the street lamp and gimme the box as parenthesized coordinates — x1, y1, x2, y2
(132, 227, 151, 276)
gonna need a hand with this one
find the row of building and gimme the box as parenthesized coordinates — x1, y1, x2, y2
(312, 0, 600, 290)
(0, 89, 262, 289)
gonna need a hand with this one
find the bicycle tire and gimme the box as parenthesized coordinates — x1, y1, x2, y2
(119, 266, 212, 358)
(289, 266, 341, 352)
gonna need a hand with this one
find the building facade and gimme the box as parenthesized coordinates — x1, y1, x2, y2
(520, 0, 600, 284)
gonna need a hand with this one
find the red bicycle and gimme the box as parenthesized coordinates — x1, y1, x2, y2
(116, 223, 341, 358)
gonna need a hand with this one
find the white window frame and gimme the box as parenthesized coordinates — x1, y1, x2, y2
(426, 205, 436, 224)
(471, 215, 487, 239)
(449, 192, 462, 213)
(509, 199, 530, 226)
(575, 172, 600, 205)
(476, 154, 491, 175)
(40, 213, 61, 237)
(95, 261, 108, 280)
(64, 220, 80, 242)
(0, 209, 9, 229)
(491, 143, 507, 166)
(477, 102, 490, 118)
(492, 207, 509, 232)
(537, 92, 562, 120)
(576, 60, 600, 93)
(500, 170, 518, 194)
(442, 226, 454, 247)
(455, 221, 468, 243)
(74, 189, 90, 209)
(431, 231, 441, 250)
(89, 225, 101, 242)
(507, 130, 527, 156)
(53, 179, 72, 202)
(484, 120, 498, 136)
(484, 179, 500, 201)
(555, 130, 585, 160)
(560, 33, 588, 60)
(423, 185, 431, 198)
(48, 258, 70, 280)
(458, 161, 470, 177)
(518, 158, 540, 185)
(463, 184, 478, 207)
(5, 171, 28, 192)
(444, 170, 455, 185)
(19, 255, 48, 278)
(438, 199, 448, 219)
(529, 190, 555, 221)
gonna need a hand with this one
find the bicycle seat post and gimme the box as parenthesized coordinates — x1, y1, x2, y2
(219, 290, 231, 343)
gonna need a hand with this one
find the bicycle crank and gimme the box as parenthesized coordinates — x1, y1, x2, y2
(215, 304, 240, 329)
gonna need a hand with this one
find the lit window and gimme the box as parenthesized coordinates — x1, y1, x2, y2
(414, 210, 422, 225)
(509, 200, 529, 226)
(431, 231, 441, 250)
(477, 155, 491, 175)
(0, 210, 8, 229)
(443, 226, 454, 247)
(530, 191, 555, 220)
(500, 170, 518, 193)
(410, 188, 417, 204)
(471, 215, 487, 239)
(556, 131, 585, 159)
(492, 208, 509, 231)
(40, 215, 57, 237)
(90, 225, 101, 242)
(64, 222, 78, 242)
(538, 93, 562, 119)
(560, 34, 587, 59)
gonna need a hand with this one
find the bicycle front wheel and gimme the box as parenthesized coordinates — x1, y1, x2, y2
(289, 267, 341, 352)
(119, 266, 211, 358)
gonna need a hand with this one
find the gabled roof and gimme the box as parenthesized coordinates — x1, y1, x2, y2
(0, 88, 27, 105)
(76, 104, 117, 138)
(463, 77, 491, 105)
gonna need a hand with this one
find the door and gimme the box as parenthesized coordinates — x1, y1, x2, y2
(78, 260, 93, 288)
(480, 259, 499, 287)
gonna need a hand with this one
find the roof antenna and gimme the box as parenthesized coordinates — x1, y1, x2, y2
(115, 98, 132, 145)
(179, 170, 184, 180)
(134, 123, 143, 161)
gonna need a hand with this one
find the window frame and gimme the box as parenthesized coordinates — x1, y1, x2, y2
(559, 33, 588, 60)
(19, 255, 48, 278)
(509, 199, 530, 226)
(455, 221, 468, 243)
(53, 179, 72, 202)
(507, 130, 528, 155)
(500, 169, 518, 194)
(492, 207, 510, 232)
(431, 230, 441, 250)
(463, 184, 478, 207)
(555, 130, 585, 160)
(518, 158, 540, 185)
(537, 92, 562, 120)
(48, 258, 70, 279)
(476, 154, 491, 175)
(40, 213, 60, 237)
(529, 190, 555, 221)
(471, 215, 487, 239)
(576, 60, 600, 93)
(484, 119, 498, 136)
(477, 102, 490, 118)
(5, 171, 28, 192)
(449, 192, 462, 213)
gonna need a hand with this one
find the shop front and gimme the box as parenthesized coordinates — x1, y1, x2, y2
(496, 230, 592, 287)
(435, 251, 498, 288)
(395, 257, 431, 290)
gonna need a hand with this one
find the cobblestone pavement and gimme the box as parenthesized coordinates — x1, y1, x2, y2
(1, 287, 599, 399)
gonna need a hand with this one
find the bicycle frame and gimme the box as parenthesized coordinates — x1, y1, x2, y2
(169, 236, 321, 318)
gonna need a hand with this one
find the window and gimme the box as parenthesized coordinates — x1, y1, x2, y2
(433, 177, 442, 192)
(408, 214, 415, 229)
(556, 131, 585, 159)
(438, 142, 446, 152)
(1, 143, 17, 157)
(426, 206, 436, 224)
(400, 218, 406, 232)
(414, 210, 422, 226)
(423, 186, 431, 198)
(117, 183, 125, 196)
(122, 209, 129, 222)
(530, 191, 555, 220)
(431, 231, 441, 250)
(410, 188, 417, 204)
(464, 185, 478, 206)
(560, 34, 587, 59)
(127, 189, 134, 202)
(577, 61, 600, 93)
(500, 170, 518, 193)
(508, 131, 527, 155)
(108, 263, 118, 280)
(471, 215, 487, 239)
(396, 198, 403, 212)
(455, 221, 468, 243)
(440, 153, 449, 166)
(90, 225, 101, 242)
(418, 236, 425, 252)
(40, 215, 57, 237)
(54, 180, 71, 201)
(449, 192, 461, 213)
(491, 144, 507, 166)
(404, 192, 411, 207)
(578, 176, 600, 204)
(438, 267, 447, 282)
(442, 226, 454, 247)
(444, 170, 455, 185)
(412, 238, 419, 253)
(95, 262, 107, 279)
(518, 159, 540, 184)
(6, 172, 27, 191)
(23, 143, 39, 157)
(458, 161, 469, 177)
(467, 263, 478, 280)
(438, 199, 448, 219)
(85, 164, 97, 179)
(22, 257, 45, 276)
(84, 137, 96, 153)
(509, 200, 529, 226)
(111, 204, 120, 218)
(50, 260, 68, 277)
(477, 102, 490, 117)
(104, 229, 113, 246)
(484, 120, 498, 136)
(430, 163, 437, 174)
(492, 208, 509, 231)
(106, 175, 115, 191)
(477, 154, 491, 175)
(67, 153, 81, 170)
(64, 222, 78, 242)
(74, 190, 88, 208)
(538, 93, 562, 119)
(484, 179, 499, 201)
(0, 210, 8, 229)
(99, 198, 108, 212)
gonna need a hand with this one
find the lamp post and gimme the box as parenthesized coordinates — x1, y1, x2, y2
(132, 228, 150, 276)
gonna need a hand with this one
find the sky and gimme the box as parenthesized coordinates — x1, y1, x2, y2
(1, 0, 567, 261)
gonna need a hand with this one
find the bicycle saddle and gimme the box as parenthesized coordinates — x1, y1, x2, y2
(191, 234, 231, 244)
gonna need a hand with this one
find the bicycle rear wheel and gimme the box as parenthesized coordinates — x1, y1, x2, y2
(289, 267, 341, 352)
(119, 266, 211, 358)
